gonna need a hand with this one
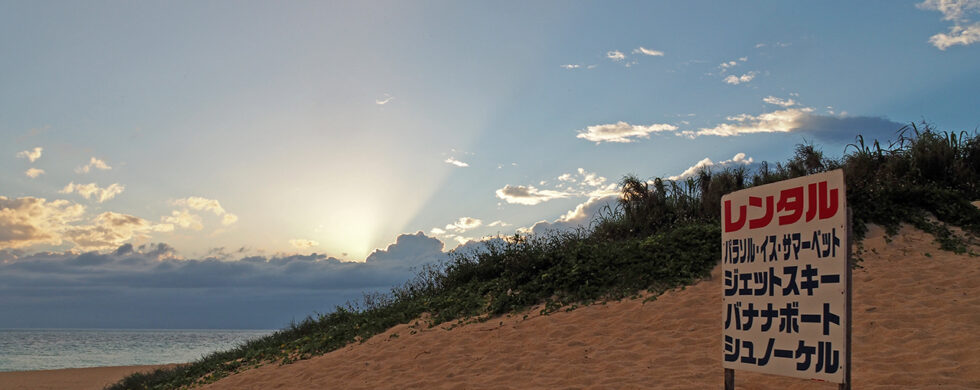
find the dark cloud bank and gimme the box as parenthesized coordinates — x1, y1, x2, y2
(795, 114, 906, 143)
(0, 233, 450, 329)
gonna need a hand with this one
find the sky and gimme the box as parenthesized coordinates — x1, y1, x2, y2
(2, 1, 979, 329)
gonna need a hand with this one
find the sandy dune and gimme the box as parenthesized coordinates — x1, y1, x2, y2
(0, 364, 176, 390)
(200, 224, 980, 390)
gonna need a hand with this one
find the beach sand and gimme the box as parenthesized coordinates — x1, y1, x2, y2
(0, 364, 176, 390)
(199, 224, 980, 390)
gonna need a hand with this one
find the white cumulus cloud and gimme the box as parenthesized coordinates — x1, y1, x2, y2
(163, 209, 204, 231)
(724, 72, 757, 85)
(65, 212, 173, 251)
(576, 121, 678, 144)
(222, 214, 239, 226)
(495, 185, 572, 206)
(606, 50, 626, 61)
(25, 168, 45, 179)
(0, 196, 86, 249)
(518, 195, 620, 236)
(444, 157, 469, 167)
(633, 47, 664, 56)
(75, 157, 112, 173)
(0, 196, 170, 251)
(668, 153, 755, 181)
(60, 182, 126, 203)
(172, 196, 238, 226)
(577, 167, 606, 187)
(16, 147, 42, 162)
(444, 217, 483, 232)
(691, 108, 814, 137)
(717, 57, 747, 74)
(375, 93, 394, 105)
(496, 168, 618, 207)
(930, 22, 980, 49)
(676, 108, 902, 142)
(918, 0, 980, 49)
(763, 96, 797, 107)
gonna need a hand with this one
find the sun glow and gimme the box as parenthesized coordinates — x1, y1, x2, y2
(311, 199, 384, 260)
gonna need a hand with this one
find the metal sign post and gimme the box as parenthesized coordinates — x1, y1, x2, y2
(839, 207, 852, 390)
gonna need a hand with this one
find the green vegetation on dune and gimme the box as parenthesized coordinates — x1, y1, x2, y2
(109, 124, 980, 390)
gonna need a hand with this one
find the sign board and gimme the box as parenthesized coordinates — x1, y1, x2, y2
(721, 169, 849, 383)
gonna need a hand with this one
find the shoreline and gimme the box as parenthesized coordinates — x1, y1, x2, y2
(0, 364, 178, 390)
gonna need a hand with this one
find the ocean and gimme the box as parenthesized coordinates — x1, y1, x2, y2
(0, 329, 272, 372)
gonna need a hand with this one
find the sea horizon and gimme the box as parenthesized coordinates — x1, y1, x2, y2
(0, 328, 273, 372)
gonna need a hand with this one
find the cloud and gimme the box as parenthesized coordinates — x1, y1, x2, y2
(919, 0, 980, 22)
(222, 214, 239, 225)
(487, 220, 509, 227)
(519, 195, 620, 236)
(692, 108, 813, 137)
(0, 196, 86, 249)
(451, 236, 475, 245)
(789, 113, 908, 143)
(560, 64, 581, 69)
(163, 209, 203, 230)
(63, 212, 173, 251)
(682, 108, 903, 142)
(496, 168, 618, 207)
(555, 169, 618, 199)
(25, 168, 45, 179)
(0, 196, 173, 251)
(174, 196, 226, 215)
(443, 217, 483, 233)
(60, 182, 126, 203)
(763, 96, 797, 107)
(576, 121, 678, 144)
(724, 72, 757, 85)
(577, 167, 606, 187)
(75, 157, 112, 173)
(16, 147, 42, 162)
(444, 157, 469, 167)
(375, 93, 394, 105)
(717, 56, 749, 72)
(495, 185, 572, 206)
(929, 22, 980, 49)
(756, 42, 792, 48)
(917, 0, 980, 49)
(289, 239, 319, 249)
(365, 231, 446, 267)
(667, 153, 755, 181)
(633, 47, 664, 56)
(0, 231, 451, 328)
(606, 50, 626, 61)
(172, 196, 238, 226)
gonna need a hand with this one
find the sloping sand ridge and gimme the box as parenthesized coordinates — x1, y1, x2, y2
(202, 224, 980, 390)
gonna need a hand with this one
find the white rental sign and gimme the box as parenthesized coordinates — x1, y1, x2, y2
(721, 169, 849, 383)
